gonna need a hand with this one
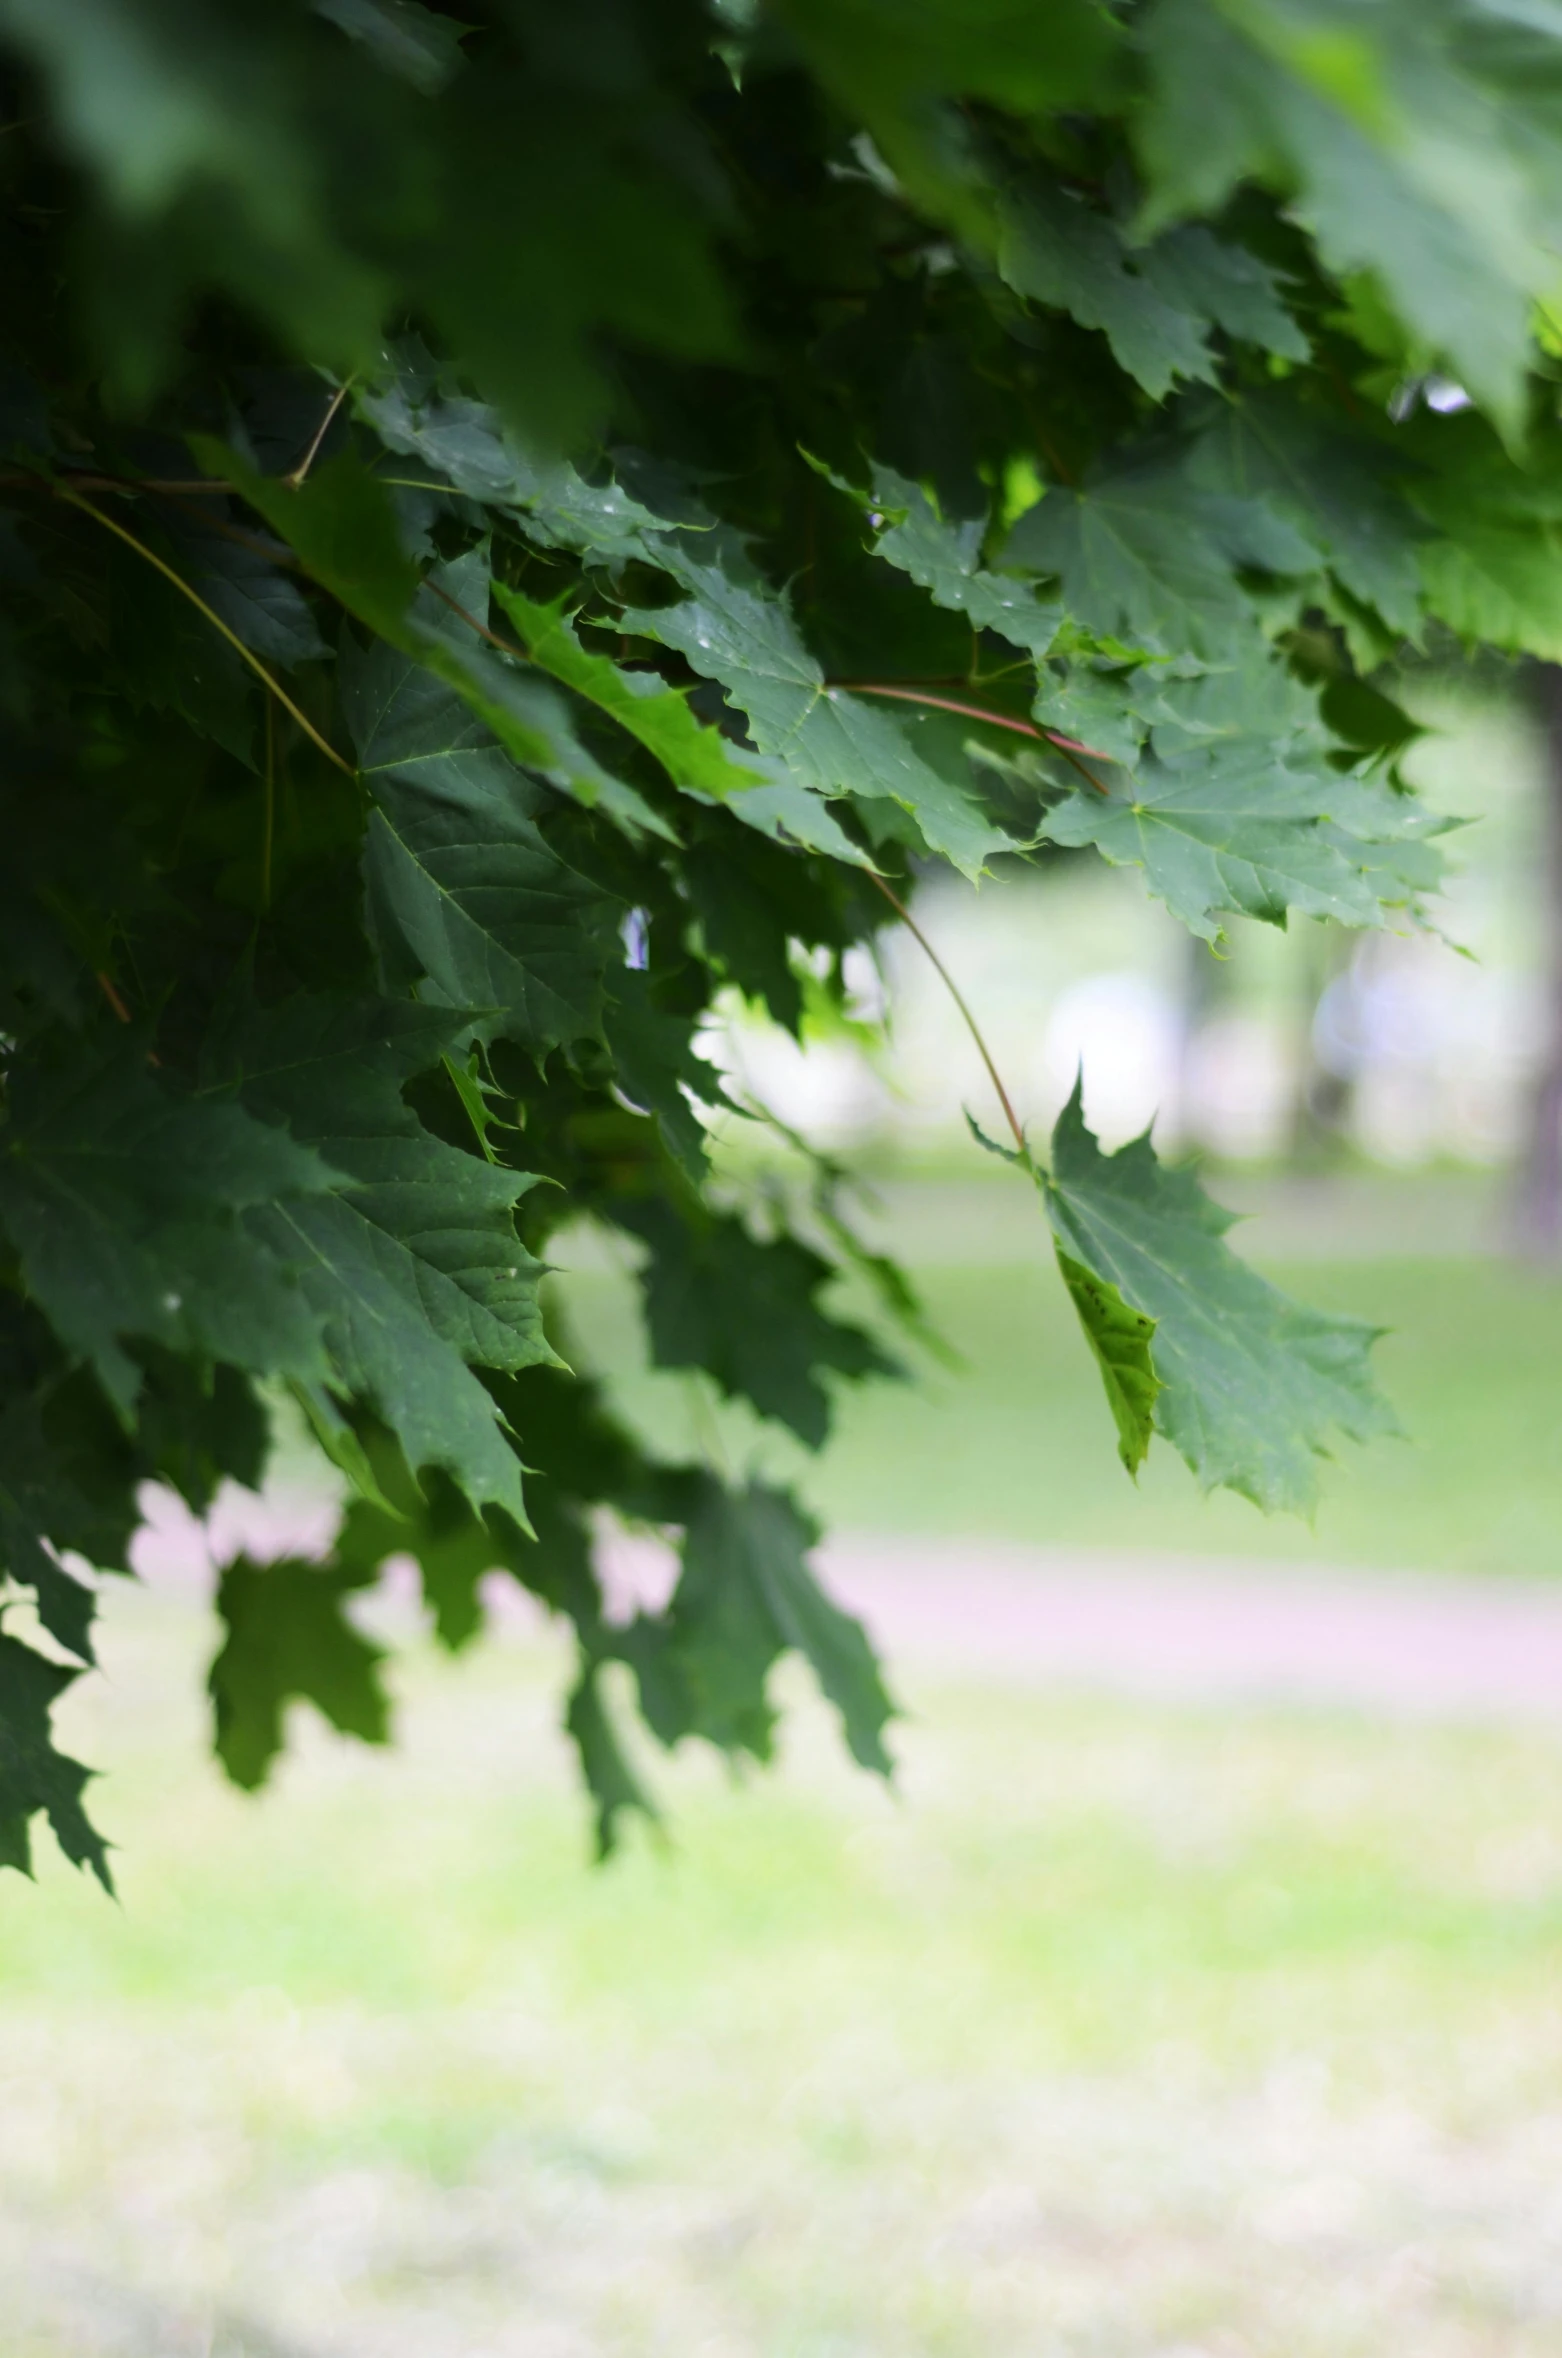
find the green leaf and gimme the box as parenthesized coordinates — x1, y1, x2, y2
(1031, 665, 1148, 768)
(357, 356, 670, 564)
(208, 994, 553, 1520)
(410, 554, 674, 842)
(603, 969, 727, 1182)
(1042, 1081, 1397, 1512)
(1186, 391, 1423, 635)
(997, 181, 1218, 399)
(1004, 462, 1263, 663)
(494, 582, 857, 852)
(106, 540, 257, 765)
(312, 0, 465, 94)
(0, 1034, 337, 1415)
(778, 0, 1119, 238)
(1054, 1249, 1162, 1475)
(192, 442, 419, 644)
(1043, 739, 1441, 941)
(492, 585, 755, 795)
(164, 514, 329, 667)
(340, 631, 620, 1054)
(825, 461, 1062, 657)
(0, 1629, 110, 1887)
(625, 1477, 895, 1772)
(336, 1466, 500, 1655)
(0, 1520, 95, 1663)
(0, 1321, 143, 1665)
(210, 1552, 390, 1791)
(619, 559, 1009, 878)
(615, 1196, 898, 1450)
(1134, 223, 1308, 362)
(1136, 0, 1551, 427)
(1418, 521, 1562, 658)
(566, 1659, 659, 1860)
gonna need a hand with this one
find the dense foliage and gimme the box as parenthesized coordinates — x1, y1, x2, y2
(3, 0, 1561, 1884)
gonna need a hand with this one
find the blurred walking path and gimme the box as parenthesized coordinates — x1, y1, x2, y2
(825, 1540, 1562, 1720)
(130, 1482, 1562, 1723)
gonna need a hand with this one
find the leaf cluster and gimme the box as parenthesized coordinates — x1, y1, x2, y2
(1, 0, 1559, 1878)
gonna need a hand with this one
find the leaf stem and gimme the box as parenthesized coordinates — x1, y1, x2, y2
(830, 680, 1112, 788)
(866, 871, 1029, 1157)
(423, 576, 532, 659)
(0, 470, 231, 494)
(59, 489, 355, 778)
(95, 970, 131, 1023)
(286, 378, 353, 490)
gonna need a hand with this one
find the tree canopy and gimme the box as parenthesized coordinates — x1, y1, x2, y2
(2, 0, 1560, 1884)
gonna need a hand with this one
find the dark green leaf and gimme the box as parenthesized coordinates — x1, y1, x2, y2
(209, 994, 554, 1519)
(625, 1478, 895, 1773)
(998, 181, 1217, 400)
(828, 460, 1062, 657)
(0, 1630, 110, 1888)
(0, 1035, 337, 1415)
(616, 1196, 897, 1450)
(341, 630, 620, 1053)
(210, 1552, 390, 1791)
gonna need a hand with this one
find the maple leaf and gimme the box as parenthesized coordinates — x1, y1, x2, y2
(1054, 1252, 1162, 1475)
(341, 627, 620, 1054)
(620, 1477, 895, 1772)
(207, 994, 552, 1521)
(822, 459, 1062, 657)
(0, 1034, 338, 1417)
(210, 1553, 390, 1791)
(0, 1632, 110, 1889)
(1005, 461, 1266, 662)
(619, 559, 1010, 879)
(7, 0, 1556, 1885)
(616, 1196, 899, 1451)
(1034, 1087, 1396, 1512)
(1043, 740, 1440, 941)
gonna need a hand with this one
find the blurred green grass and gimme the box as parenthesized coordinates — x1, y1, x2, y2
(560, 1213, 1562, 1577)
(11, 1592, 1562, 2355)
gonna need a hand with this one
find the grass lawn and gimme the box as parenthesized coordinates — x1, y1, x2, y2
(11, 1583, 1562, 2356)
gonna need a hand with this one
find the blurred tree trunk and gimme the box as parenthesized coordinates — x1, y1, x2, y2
(1512, 664, 1562, 1255)
(1287, 925, 1354, 1171)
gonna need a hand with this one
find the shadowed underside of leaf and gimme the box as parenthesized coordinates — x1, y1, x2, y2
(1054, 1250, 1162, 1475)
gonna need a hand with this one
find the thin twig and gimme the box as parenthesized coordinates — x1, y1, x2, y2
(0, 471, 231, 495)
(261, 698, 275, 912)
(1049, 739, 1113, 799)
(423, 576, 531, 659)
(95, 971, 131, 1024)
(286, 379, 353, 490)
(59, 489, 355, 778)
(830, 680, 1112, 787)
(866, 871, 1028, 1156)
